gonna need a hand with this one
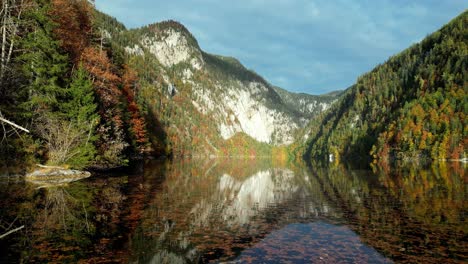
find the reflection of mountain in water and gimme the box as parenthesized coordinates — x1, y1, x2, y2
(216, 169, 297, 225)
(133, 160, 345, 263)
(132, 160, 466, 264)
(1, 159, 464, 263)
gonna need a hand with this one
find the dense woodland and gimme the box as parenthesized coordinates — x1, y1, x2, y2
(0, 0, 151, 168)
(301, 11, 467, 162)
(0, 0, 287, 167)
(0, 0, 466, 169)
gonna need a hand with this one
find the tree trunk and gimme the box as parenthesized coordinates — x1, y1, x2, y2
(0, 0, 23, 82)
(1, 0, 9, 80)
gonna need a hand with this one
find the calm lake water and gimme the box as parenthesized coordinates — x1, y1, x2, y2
(0, 159, 466, 263)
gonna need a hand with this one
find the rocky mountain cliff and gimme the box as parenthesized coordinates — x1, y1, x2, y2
(97, 16, 339, 156)
(273, 86, 341, 119)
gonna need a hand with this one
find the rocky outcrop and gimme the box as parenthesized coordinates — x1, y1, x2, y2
(26, 166, 91, 187)
(141, 28, 204, 69)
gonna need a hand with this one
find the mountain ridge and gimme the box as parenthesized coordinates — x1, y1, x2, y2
(301, 10, 467, 162)
(3, 1, 462, 168)
(97, 16, 340, 156)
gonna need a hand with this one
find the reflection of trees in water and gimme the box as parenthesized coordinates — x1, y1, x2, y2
(0, 181, 37, 263)
(0, 183, 93, 263)
(2, 159, 465, 263)
(311, 162, 467, 263)
(31, 184, 95, 262)
(22, 160, 463, 263)
(131, 159, 338, 263)
(37, 187, 91, 233)
(12, 174, 145, 263)
(0, 166, 158, 263)
(375, 162, 466, 225)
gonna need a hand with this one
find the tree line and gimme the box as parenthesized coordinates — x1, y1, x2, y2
(0, 0, 152, 169)
(302, 11, 467, 162)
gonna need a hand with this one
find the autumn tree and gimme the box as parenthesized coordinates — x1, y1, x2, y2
(49, 0, 92, 62)
(122, 66, 149, 154)
(80, 47, 129, 166)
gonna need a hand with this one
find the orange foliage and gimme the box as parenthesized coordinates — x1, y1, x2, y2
(122, 66, 149, 150)
(50, 0, 92, 62)
(81, 47, 122, 108)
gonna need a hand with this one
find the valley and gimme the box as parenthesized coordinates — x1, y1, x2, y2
(1, 2, 465, 167)
(0, 2, 466, 263)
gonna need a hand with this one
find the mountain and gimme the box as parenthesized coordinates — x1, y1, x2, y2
(96, 17, 339, 156)
(302, 11, 467, 162)
(272, 86, 341, 119)
(2, 1, 341, 168)
(7, 1, 463, 168)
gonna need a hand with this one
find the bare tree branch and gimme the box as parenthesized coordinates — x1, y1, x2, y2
(0, 225, 24, 239)
(0, 115, 29, 133)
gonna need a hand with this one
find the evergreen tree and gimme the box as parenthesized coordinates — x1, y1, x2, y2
(303, 11, 467, 162)
(58, 66, 100, 168)
(17, 0, 68, 117)
(61, 65, 99, 124)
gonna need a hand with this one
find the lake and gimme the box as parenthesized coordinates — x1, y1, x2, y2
(0, 159, 466, 263)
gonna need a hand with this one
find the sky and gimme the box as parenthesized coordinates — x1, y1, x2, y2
(95, 1, 466, 95)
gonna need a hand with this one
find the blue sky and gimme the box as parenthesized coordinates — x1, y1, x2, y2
(95, 1, 466, 95)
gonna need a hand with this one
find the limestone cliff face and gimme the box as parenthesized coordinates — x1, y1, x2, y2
(141, 28, 204, 70)
(191, 80, 299, 145)
(103, 19, 340, 154)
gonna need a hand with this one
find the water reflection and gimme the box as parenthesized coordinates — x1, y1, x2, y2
(234, 222, 391, 263)
(133, 159, 350, 263)
(0, 159, 466, 263)
(311, 162, 467, 263)
(0, 174, 138, 262)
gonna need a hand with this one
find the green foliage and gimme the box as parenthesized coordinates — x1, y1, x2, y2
(17, 2, 100, 169)
(59, 67, 99, 168)
(60, 66, 98, 122)
(35, 116, 92, 168)
(1, 1, 132, 169)
(17, 0, 68, 116)
(304, 10, 468, 162)
(273, 86, 342, 118)
(147, 20, 200, 50)
(220, 133, 273, 157)
(202, 52, 267, 85)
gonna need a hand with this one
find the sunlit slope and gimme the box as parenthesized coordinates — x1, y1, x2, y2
(303, 11, 467, 162)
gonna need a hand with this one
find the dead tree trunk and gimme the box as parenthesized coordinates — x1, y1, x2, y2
(0, 0, 24, 82)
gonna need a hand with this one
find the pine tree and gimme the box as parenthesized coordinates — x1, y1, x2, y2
(58, 66, 100, 168)
(61, 65, 99, 124)
(17, 0, 68, 117)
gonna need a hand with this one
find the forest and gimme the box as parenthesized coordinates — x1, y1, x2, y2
(301, 11, 467, 163)
(1, 1, 466, 170)
(1, 0, 151, 169)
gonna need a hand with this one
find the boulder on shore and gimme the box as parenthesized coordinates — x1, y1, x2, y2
(25, 166, 91, 187)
